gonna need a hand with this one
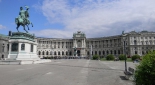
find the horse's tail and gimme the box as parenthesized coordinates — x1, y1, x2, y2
(15, 18, 18, 24)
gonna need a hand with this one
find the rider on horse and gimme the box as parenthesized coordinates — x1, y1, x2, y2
(15, 6, 33, 33)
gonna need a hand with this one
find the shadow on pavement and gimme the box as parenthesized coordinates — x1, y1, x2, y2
(120, 76, 128, 80)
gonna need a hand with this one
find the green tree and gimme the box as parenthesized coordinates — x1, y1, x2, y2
(106, 54, 114, 60)
(132, 54, 140, 61)
(92, 55, 99, 60)
(119, 54, 126, 60)
(134, 51, 155, 85)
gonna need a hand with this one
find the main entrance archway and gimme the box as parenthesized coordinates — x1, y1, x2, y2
(77, 50, 80, 56)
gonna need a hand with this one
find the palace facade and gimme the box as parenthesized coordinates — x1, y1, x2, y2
(1, 30, 155, 59)
(37, 31, 155, 58)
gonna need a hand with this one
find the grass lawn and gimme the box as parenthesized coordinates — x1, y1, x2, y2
(100, 58, 107, 61)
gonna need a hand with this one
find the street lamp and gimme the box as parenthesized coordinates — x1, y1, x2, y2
(122, 32, 127, 72)
(90, 44, 92, 59)
(74, 47, 77, 57)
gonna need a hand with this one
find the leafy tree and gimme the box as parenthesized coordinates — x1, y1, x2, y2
(106, 54, 114, 60)
(119, 54, 126, 60)
(92, 55, 99, 60)
(132, 54, 140, 61)
(134, 51, 155, 85)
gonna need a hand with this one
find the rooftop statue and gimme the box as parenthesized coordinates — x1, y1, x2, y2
(15, 6, 33, 33)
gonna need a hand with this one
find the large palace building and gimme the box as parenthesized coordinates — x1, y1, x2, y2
(1, 30, 155, 59)
(37, 31, 155, 58)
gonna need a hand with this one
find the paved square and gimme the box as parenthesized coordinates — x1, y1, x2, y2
(0, 60, 137, 85)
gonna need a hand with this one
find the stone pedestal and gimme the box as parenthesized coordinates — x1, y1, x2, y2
(7, 32, 40, 60)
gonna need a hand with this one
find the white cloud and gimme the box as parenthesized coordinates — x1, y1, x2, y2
(0, 24, 6, 29)
(35, 0, 155, 38)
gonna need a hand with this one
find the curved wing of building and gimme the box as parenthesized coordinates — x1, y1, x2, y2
(36, 30, 155, 58)
(1, 30, 155, 59)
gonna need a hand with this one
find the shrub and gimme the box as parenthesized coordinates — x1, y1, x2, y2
(106, 54, 114, 60)
(100, 56, 104, 58)
(131, 54, 140, 61)
(43, 56, 46, 59)
(134, 51, 155, 85)
(119, 54, 126, 60)
(92, 55, 99, 60)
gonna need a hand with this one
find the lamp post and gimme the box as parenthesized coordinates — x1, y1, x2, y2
(122, 32, 127, 72)
(90, 45, 92, 59)
(74, 47, 77, 57)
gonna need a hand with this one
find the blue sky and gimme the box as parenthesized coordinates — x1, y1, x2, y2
(0, 0, 155, 38)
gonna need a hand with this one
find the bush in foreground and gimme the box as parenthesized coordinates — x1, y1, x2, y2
(134, 51, 155, 85)
(106, 54, 114, 60)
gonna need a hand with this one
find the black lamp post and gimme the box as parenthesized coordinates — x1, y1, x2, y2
(122, 32, 127, 72)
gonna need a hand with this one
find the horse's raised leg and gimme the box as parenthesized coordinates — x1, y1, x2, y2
(16, 24, 20, 32)
(26, 25, 29, 30)
(31, 22, 33, 27)
(23, 25, 28, 33)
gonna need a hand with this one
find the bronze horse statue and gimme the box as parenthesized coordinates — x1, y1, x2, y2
(15, 6, 33, 33)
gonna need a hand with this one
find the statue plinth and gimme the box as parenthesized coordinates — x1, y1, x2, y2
(10, 32, 35, 41)
(7, 32, 40, 61)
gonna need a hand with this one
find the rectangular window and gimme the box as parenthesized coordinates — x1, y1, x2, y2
(21, 44, 25, 51)
(11, 43, 18, 51)
(7, 44, 9, 51)
(31, 44, 33, 52)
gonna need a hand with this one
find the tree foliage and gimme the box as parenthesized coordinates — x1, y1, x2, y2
(92, 55, 99, 60)
(134, 51, 155, 85)
(106, 54, 114, 60)
(119, 54, 126, 60)
(132, 54, 140, 61)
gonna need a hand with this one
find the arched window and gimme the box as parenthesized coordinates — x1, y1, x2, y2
(69, 51, 72, 56)
(54, 51, 57, 55)
(95, 51, 97, 55)
(42, 51, 44, 55)
(62, 51, 64, 55)
(134, 40, 137, 45)
(2, 55, 4, 58)
(103, 51, 105, 55)
(38, 51, 41, 55)
(99, 51, 101, 55)
(142, 51, 144, 55)
(46, 51, 49, 55)
(107, 50, 109, 54)
(110, 50, 113, 54)
(118, 50, 120, 54)
(114, 50, 116, 54)
(50, 51, 52, 55)
(66, 51, 68, 55)
(58, 51, 60, 55)
(87, 51, 89, 55)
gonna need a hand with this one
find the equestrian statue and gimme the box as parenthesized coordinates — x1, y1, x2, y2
(15, 6, 33, 33)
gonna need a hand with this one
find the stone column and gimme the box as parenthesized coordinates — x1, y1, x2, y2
(84, 39, 86, 48)
(82, 39, 84, 48)
(75, 39, 77, 47)
(9, 43, 11, 54)
(18, 43, 21, 53)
